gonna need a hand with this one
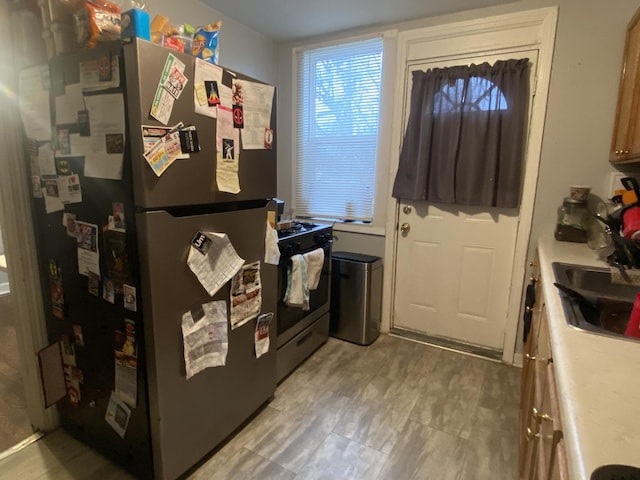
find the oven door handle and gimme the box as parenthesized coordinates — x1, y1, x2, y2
(296, 330, 314, 347)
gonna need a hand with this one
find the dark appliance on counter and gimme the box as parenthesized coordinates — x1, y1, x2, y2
(276, 221, 333, 382)
(28, 39, 277, 479)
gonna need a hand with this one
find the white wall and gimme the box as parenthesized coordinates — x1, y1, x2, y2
(150, 0, 279, 84)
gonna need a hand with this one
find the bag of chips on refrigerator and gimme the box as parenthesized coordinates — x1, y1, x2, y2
(74, 0, 121, 49)
(191, 21, 222, 64)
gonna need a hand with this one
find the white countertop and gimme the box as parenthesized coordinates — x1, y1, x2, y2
(537, 236, 640, 480)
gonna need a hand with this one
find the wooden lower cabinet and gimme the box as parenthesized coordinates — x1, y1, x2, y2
(519, 259, 569, 480)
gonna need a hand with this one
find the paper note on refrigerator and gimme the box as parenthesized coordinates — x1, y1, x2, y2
(187, 231, 244, 296)
(150, 54, 186, 125)
(104, 391, 131, 438)
(215, 105, 241, 194)
(38, 143, 57, 177)
(18, 65, 51, 142)
(43, 179, 64, 214)
(181, 300, 229, 379)
(230, 261, 262, 329)
(114, 319, 137, 408)
(193, 59, 223, 119)
(83, 94, 126, 180)
(57, 174, 82, 204)
(75, 221, 100, 277)
(236, 80, 275, 150)
(264, 220, 280, 265)
(55, 83, 85, 126)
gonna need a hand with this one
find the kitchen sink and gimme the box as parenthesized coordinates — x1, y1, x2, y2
(552, 262, 639, 340)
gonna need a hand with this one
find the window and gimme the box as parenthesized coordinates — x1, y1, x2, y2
(434, 77, 508, 113)
(294, 37, 383, 222)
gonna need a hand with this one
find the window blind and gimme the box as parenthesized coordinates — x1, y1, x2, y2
(294, 37, 383, 222)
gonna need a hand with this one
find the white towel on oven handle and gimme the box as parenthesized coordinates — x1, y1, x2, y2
(284, 254, 309, 310)
(303, 248, 325, 290)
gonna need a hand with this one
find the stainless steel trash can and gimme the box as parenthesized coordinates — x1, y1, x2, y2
(330, 252, 383, 345)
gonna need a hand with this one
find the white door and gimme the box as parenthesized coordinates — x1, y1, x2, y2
(392, 50, 538, 352)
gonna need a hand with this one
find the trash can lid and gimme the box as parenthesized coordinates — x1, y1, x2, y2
(332, 251, 382, 264)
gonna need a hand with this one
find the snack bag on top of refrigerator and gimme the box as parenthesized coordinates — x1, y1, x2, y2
(191, 21, 222, 64)
(74, 0, 121, 49)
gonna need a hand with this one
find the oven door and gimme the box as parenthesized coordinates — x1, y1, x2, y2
(276, 242, 332, 347)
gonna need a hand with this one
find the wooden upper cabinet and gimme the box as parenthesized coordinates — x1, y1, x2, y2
(611, 7, 640, 163)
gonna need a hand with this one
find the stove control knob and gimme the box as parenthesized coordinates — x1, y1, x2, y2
(293, 242, 301, 254)
(284, 244, 295, 256)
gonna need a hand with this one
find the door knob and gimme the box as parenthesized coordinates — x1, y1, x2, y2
(400, 223, 410, 234)
(403, 205, 412, 214)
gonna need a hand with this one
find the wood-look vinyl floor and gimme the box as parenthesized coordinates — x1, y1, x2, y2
(0, 335, 520, 479)
(0, 294, 33, 454)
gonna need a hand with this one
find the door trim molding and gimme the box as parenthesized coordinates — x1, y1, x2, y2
(381, 6, 558, 364)
(0, 2, 58, 432)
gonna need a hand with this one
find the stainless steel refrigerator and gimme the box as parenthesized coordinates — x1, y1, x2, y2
(31, 39, 277, 479)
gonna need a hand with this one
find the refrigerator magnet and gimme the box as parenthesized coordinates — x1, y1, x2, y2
(232, 105, 244, 129)
(103, 277, 115, 304)
(205, 80, 220, 106)
(255, 312, 273, 359)
(73, 325, 85, 347)
(31, 176, 42, 198)
(231, 79, 243, 104)
(111, 202, 126, 231)
(65, 213, 77, 237)
(191, 231, 212, 255)
(123, 284, 137, 312)
(264, 128, 274, 150)
(49, 260, 64, 319)
(179, 127, 200, 153)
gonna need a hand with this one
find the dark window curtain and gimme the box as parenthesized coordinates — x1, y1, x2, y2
(392, 59, 530, 208)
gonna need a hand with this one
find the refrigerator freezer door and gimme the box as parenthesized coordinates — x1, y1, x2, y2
(124, 40, 277, 209)
(136, 203, 277, 480)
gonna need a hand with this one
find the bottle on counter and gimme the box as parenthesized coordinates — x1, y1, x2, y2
(554, 197, 590, 243)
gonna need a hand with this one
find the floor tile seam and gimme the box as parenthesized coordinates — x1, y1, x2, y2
(340, 392, 418, 425)
(453, 438, 472, 480)
(464, 420, 519, 440)
(329, 407, 412, 456)
(405, 414, 472, 443)
(242, 446, 298, 478)
(268, 430, 333, 476)
(198, 441, 253, 476)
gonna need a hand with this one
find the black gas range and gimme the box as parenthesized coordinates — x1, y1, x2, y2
(277, 221, 333, 255)
(275, 220, 333, 382)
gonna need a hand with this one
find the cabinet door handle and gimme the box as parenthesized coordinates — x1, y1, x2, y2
(526, 427, 540, 441)
(532, 407, 553, 422)
(529, 261, 537, 267)
(525, 353, 536, 361)
(525, 306, 533, 313)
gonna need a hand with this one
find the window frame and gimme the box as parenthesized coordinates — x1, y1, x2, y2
(291, 32, 395, 234)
